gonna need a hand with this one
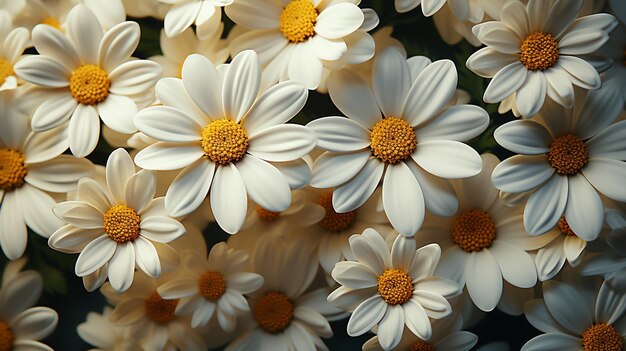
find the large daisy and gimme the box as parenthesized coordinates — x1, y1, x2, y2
(0, 11, 28, 92)
(466, 0, 617, 117)
(491, 87, 626, 240)
(133, 50, 316, 234)
(328, 228, 461, 350)
(49, 148, 186, 293)
(13, 5, 162, 157)
(308, 48, 488, 236)
(160, 0, 230, 39)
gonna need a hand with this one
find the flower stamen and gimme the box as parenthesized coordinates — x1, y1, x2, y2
(103, 205, 141, 243)
(317, 192, 357, 232)
(520, 32, 559, 71)
(280, 0, 318, 43)
(557, 216, 576, 236)
(452, 210, 496, 253)
(581, 323, 623, 351)
(0, 148, 27, 192)
(0, 321, 14, 351)
(69, 64, 110, 105)
(0, 59, 14, 87)
(253, 291, 293, 334)
(256, 206, 281, 222)
(377, 269, 414, 305)
(198, 271, 226, 301)
(547, 133, 588, 175)
(145, 292, 178, 324)
(409, 341, 434, 351)
(201, 119, 249, 165)
(370, 117, 417, 164)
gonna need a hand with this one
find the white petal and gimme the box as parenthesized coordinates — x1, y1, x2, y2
(331, 261, 378, 289)
(181, 54, 223, 120)
(383, 162, 425, 236)
(483, 62, 528, 104)
(0, 194, 27, 260)
(68, 104, 100, 158)
(522, 333, 584, 351)
(474, 22, 520, 53)
(582, 158, 626, 203)
(247, 124, 316, 162)
(346, 296, 386, 336)
(464, 251, 502, 312)
(30, 93, 77, 132)
(311, 35, 347, 61)
(164, 1, 201, 38)
(535, 239, 567, 281)
(524, 174, 568, 235)
(75, 235, 116, 276)
(494, 120, 551, 154)
(109, 60, 162, 96)
(287, 41, 324, 90)
(210, 164, 247, 234)
(155, 77, 207, 126)
(516, 71, 547, 117)
(165, 159, 214, 217)
(315, 3, 363, 39)
(17, 185, 63, 237)
(489, 242, 536, 288)
(10, 307, 58, 341)
(332, 156, 384, 213)
(125, 170, 156, 213)
(501, 1, 529, 37)
(413, 290, 452, 318)
(236, 155, 291, 212)
(564, 174, 603, 241)
(53, 201, 103, 229)
(97, 94, 138, 134)
(133, 237, 161, 278)
(411, 140, 482, 179)
(270, 158, 311, 189)
(134, 106, 202, 142)
(586, 120, 626, 160)
(543, 280, 592, 334)
(106, 148, 136, 204)
(373, 48, 410, 118)
(108, 243, 136, 292)
(223, 50, 261, 122)
(31, 25, 80, 71)
(421, 0, 446, 16)
(466, 47, 518, 78)
(544, 68, 574, 108)
(414, 104, 489, 142)
(595, 281, 626, 325)
(98, 22, 140, 73)
(224, 1, 280, 29)
(13, 56, 70, 87)
(66, 5, 103, 64)
(158, 278, 197, 299)
(377, 305, 404, 350)
(134, 142, 204, 171)
(555, 56, 600, 90)
(140, 216, 186, 243)
(48, 225, 102, 254)
(327, 69, 382, 129)
(574, 87, 622, 140)
(403, 300, 432, 340)
(307, 117, 370, 152)
(24, 156, 93, 193)
(491, 155, 554, 193)
(544, 0, 583, 38)
(406, 161, 458, 217)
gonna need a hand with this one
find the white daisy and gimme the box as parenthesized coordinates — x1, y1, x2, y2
(48, 148, 186, 293)
(133, 50, 316, 234)
(0, 98, 93, 259)
(13, 4, 162, 157)
(226, 0, 376, 90)
(522, 278, 626, 351)
(308, 48, 488, 236)
(0, 259, 58, 351)
(157, 243, 264, 330)
(0, 11, 28, 91)
(491, 87, 626, 240)
(328, 228, 461, 350)
(160, 0, 230, 39)
(415, 154, 540, 312)
(78, 306, 139, 351)
(466, 0, 617, 117)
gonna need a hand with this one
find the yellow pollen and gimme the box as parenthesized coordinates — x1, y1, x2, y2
(547, 133, 588, 175)
(198, 271, 226, 301)
(519, 32, 560, 71)
(103, 205, 141, 244)
(69, 64, 110, 105)
(409, 341, 434, 351)
(452, 210, 497, 253)
(253, 291, 294, 334)
(581, 323, 623, 351)
(256, 206, 281, 222)
(177, 61, 183, 78)
(279, 0, 318, 43)
(0, 321, 14, 351)
(0, 59, 14, 87)
(557, 216, 576, 236)
(370, 117, 417, 164)
(41, 17, 62, 30)
(201, 119, 249, 165)
(145, 292, 178, 324)
(317, 192, 357, 232)
(377, 269, 414, 305)
(0, 148, 27, 192)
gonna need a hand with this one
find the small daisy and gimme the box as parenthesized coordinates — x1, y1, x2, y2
(226, 0, 376, 90)
(78, 306, 139, 351)
(0, 11, 28, 91)
(157, 243, 264, 330)
(14, 5, 162, 157)
(308, 48, 488, 236)
(522, 278, 626, 351)
(491, 87, 626, 240)
(328, 228, 461, 350)
(134, 50, 316, 234)
(160, 0, 230, 39)
(466, 0, 617, 117)
(49, 148, 186, 293)
(415, 154, 540, 312)
(0, 259, 59, 351)
(0, 100, 93, 259)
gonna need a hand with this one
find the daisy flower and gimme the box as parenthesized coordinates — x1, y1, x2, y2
(328, 228, 461, 350)
(0, 11, 28, 92)
(522, 278, 626, 351)
(466, 0, 617, 117)
(133, 50, 316, 234)
(308, 48, 488, 236)
(415, 154, 540, 312)
(0, 259, 58, 351)
(491, 87, 625, 240)
(0, 99, 93, 259)
(160, 0, 230, 39)
(157, 243, 264, 330)
(78, 306, 139, 351)
(13, 4, 162, 157)
(49, 148, 186, 293)
(226, 0, 376, 90)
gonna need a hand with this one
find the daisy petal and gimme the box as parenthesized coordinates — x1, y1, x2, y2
(109, 60, 162, 96)
(377, 306, 404, 350)
(315, 3, 363, 40)
(24, 156, 93, 193)
(125, 170, 156, 213)
(133, 237, 161, 278)
(223, 50, 261, 122)
(140, 216, 186, 243)
(17, 185, 63, 237)
(247, 124, 316, 162)
(307, 117, 371, 152)
(165, 159, 214, 217)
(271, 158, 311, 189)
(555, 56, 600, 90)
(75, 178, 111, 214)
(97, 94, 138, 134)
(465, 251, 502, 312)
(373, 48, 410, 118)
(75, 235, 116, 276)
(236, 155, 291, 212)
(524, 174, 568, 235)
(543, 280, 592, 334)
(382, 162, 425, 236)
(108, 243, 135, 292)
(98, 22, 140, 72)
(347, 295, 386, 336)
(155, 78, 207, 126)
(13, 56, 70, 88)
(406, 162, 457, 217)
(466, 47, 518, 78)
(491, 155, 554, 193)
(164, 1, 202, 38)
(494, 120, 551, 154)
(10, 307, 58, 341)
(210, 164, 247, 234)
(564, 174, 603, 241)
(586, 120, 626, 160)
(404, 300, 431, 339)
(0, 193, 27, 260)
(483, 62, 527, 103)
(134, 106, 202, 142)
(327, 69, 382, 129)
(134, 142, 204, 171)
(31, 25, 80, 71)
(489, 242, 537, 288)
(181, 54, 223, 120)
(414, 104, 489, 142)
(582, 158, 626, 203)
(68, 104, 100, 158)
(66, 5, 103, 64)
(411, 140, 482, 179)
(30, 93, 77, 132)
(106, 148, 136, 204)
(516, 71, 546, 117)
(331, 261, 378, 289)
(53, 201, 103, 229)
(332, 156, 384, 213)
(521, 333, 585, 351)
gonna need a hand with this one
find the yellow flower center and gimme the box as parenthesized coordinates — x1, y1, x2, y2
(69, 64, 110, 105)
(581, 323, 623, 351)
(547, 133, 588, 175)
(409, 341, 434, 351)
(103, 205, 141, 244)
(377, 269, 414, 305)
(317, 191, 358, 232)
(198, 271, 226, 301)
(557, 215, 576, 236)
(370, 117, 417, 164)
(279, 0, 318, 43)
(0, 321, 14, 351)
(0, 148, 27, 192)
(41, 17, 62, 30)
(201, 119, 249, 165)
(0, 59, 14, 87)
(519, 32, 560, 71)
(253, 291, 294, 334)
(145, 292, 178, 324)
(256, 206, 281, 222)
(452, 210, 497, 253)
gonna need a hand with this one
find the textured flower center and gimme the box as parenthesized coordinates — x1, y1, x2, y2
(370, 117, 417, 164)
(557, 216, 576, 236)
(256, 206, 281, 222)
(145, 292, 178, 324)
(253, 291, 294, 334)
(198, 271, 226, 301)
(409, 341, 434, 351)
(547, 133, 588, 175)
(0, 59, 14, 87)
(377, 269, 414, 305)
(519, 32, 559, 71)
(317, 192, 358, 232)
(69, 64, 110, 105)
(201, 119, 249, 165)
(103, 205, 141, 243)
(280, 0, 318, 43)
(581, 323, 623, 351)
(452, 210, 497, 253)
(41, 17, 62, 30)
(0, 148, 27, 192)
(0, 321, 14, 351)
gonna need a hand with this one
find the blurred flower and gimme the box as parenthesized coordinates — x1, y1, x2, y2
(77, 306, 139, 351)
